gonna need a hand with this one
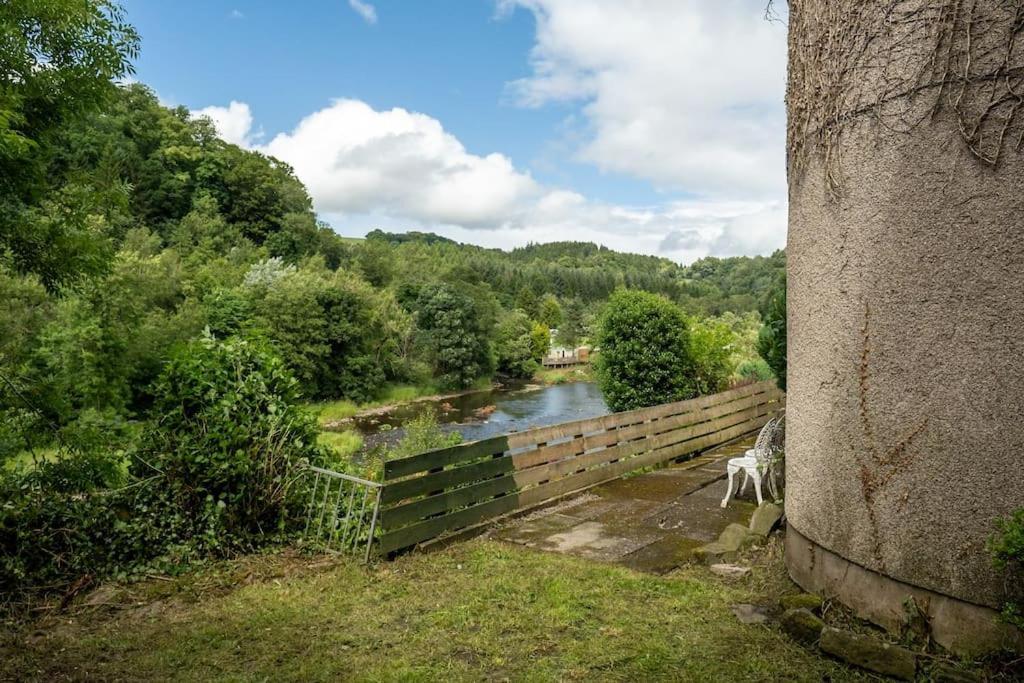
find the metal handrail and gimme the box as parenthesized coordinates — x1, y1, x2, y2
(302, 464, 384, 563)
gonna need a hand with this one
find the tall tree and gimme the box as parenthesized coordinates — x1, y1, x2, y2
(0, 0, 139, 290)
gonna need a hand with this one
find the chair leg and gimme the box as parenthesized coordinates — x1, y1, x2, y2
(752, 470, 764, 506)
(740, 470, 750, 494)
(721, 466, 736, 508)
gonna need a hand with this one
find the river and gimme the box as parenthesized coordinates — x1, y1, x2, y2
(352, 381, 610, 452)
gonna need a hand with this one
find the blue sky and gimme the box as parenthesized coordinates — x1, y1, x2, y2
(124, 1, 788, 263)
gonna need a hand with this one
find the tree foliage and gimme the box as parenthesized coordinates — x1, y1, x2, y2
(757, 274, 787, 391)
(495, 310, 541, 379)
(415, 284, 493, 389)
(594, 290, 697, 412)
(0, 0, 140, 290)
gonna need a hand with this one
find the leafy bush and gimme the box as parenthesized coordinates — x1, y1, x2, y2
(688, 316, 737, 396)
(1, 334, 327, 594)
(737, 358, 774, 382)
(357, 411, 462, 482)
(991, 508, 1024, 629)
(757, 274, 786, 391)
(594, 290, 697, 412)
(135, 334, 325, 537)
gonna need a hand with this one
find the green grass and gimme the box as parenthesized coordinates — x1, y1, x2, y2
(317, 430, 363, 461)
(307, 381, 498, 426)
(534, 364, 593, 385)
(1, 539, 869, 682)
(308, 398, 362, 423)
(4, 447, 59, 472)
(307, 383, 442, 425)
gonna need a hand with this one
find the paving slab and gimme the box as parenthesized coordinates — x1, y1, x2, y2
(537, 521, 661, 561)
(618, 534, 705, 574)
(638, 493, 755, 541)
(595, 474, 695, 502)
(498, 513, 582, 546)
(553, 497, 623, 522)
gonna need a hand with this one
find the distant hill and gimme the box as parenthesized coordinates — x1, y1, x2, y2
(359, 231, 784, 315)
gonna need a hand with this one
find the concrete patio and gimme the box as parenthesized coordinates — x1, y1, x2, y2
(491, 436, 761, 573)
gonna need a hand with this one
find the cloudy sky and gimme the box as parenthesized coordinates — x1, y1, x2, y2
(127, 0, 787, 263)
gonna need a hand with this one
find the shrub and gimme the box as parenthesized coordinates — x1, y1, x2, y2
(688, 316, 737, 395)
(737, 358, 774, 382)
(135, 334, 325, 538)
(360, 411, 462, 482)
(991, 508, 1024, 629)
(594, 290, 697, 412)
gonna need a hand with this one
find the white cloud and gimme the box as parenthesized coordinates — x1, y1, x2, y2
(191, 101, 256, 147)
(258, 99, 784, 261)
(348, 0, 378, 25)
(190, 3, 789, 263)
(262, 99, 538, 227)
(503, 0, 787, 199)
(229, 9, 244, 19)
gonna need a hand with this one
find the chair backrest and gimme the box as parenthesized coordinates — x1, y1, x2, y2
(751, 416, 784, 463)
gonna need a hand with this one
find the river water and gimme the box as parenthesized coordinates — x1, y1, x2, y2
(352, 381, 610, 451)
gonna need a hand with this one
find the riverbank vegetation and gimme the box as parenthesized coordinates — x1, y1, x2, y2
(0, 0, 786, 597)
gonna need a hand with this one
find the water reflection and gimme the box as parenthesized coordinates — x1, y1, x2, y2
(354, 381, 609, 451)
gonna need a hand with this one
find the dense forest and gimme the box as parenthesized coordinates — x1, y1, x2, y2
(0, 0, 785, 592)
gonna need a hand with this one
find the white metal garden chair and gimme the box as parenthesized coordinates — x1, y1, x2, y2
(720, 416, 785, 508)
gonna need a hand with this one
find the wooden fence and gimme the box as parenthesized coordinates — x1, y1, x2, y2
(376, 381, 784, 555)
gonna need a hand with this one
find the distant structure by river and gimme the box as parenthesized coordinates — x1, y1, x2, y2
(543, 345, 591, 368)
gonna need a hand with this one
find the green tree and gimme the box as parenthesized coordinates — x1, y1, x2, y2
(494, 310, 540, 379)
(557, 298, 585, 348)
(594, 290, 697, 412)
(756, 275, 787, 391)
(0, 0, 139, 290)
(246, 261, 394, 401)
(515, 286, 539, 318)
(415, 284, 492, 389)
(530, 322, 550, 361)
(356, 238, 395, 288)
(537, 294, 563, 329)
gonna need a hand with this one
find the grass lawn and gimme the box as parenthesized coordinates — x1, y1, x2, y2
(1, 539, 870, 682)
(317, 429, 364, 461)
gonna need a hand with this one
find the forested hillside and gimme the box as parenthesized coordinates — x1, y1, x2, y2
(367, 230, 785, 316)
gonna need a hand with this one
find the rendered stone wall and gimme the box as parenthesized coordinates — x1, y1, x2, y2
(785, 0, 1024, 638)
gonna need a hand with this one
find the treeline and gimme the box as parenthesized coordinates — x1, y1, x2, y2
(364, 230, 785, 317)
